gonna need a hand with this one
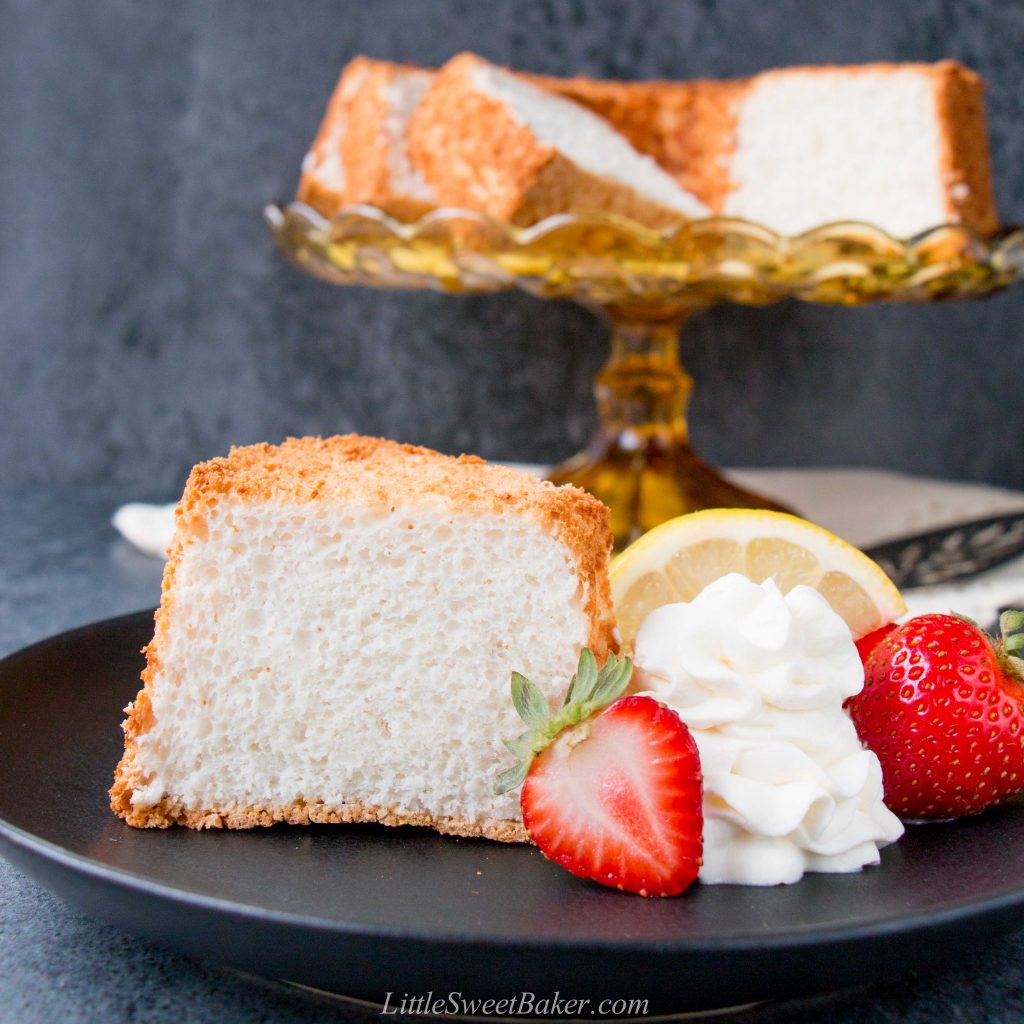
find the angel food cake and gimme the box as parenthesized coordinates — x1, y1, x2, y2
(299, 53, 997, 238)
(298, 57, 437, 219)
(549, 61, 996, 237)
(111, 435, 616, 840)
(406, 53, 709, 228)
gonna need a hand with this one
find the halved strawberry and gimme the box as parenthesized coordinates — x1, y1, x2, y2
(496, 651, 703, 897)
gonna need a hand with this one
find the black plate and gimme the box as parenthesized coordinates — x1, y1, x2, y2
(2, 612, 1024, 1016)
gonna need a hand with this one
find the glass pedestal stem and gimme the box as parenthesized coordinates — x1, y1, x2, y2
(547, 306, 792, 549)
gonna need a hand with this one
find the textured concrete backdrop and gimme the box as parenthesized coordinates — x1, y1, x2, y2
(2, 0, 1022, 494)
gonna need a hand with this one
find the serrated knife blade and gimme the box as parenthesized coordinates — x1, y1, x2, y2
(862, 511, 1024, 590)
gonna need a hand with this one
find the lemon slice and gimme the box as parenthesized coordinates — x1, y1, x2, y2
(610, 509, 906, 646)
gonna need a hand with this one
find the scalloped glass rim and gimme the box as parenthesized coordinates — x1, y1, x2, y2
(269, 200, 1022, 250)
(265, 201, 1024, 308)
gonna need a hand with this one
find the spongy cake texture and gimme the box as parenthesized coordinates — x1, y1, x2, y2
(302, 54, 996, 238)
(722, 62, 997, 237)
(407, 52, 708, 228)
(540, 61, 996, 236)
(111, 436, 616, 841)
(298, 57, 436, 220)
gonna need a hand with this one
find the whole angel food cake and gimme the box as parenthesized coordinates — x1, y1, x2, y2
(298, 53, 997, 238)
(110, 435, 617, 840)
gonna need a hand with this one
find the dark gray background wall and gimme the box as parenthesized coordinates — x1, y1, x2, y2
(2, 0, 1022, 495)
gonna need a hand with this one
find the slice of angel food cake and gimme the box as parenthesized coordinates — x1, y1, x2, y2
(111, 435, 616, 841)
(406, 52, 708, 228)
(298, 57, 438, 219)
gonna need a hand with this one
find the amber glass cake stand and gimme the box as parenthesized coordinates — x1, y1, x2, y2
(265, 202, 1023, 548)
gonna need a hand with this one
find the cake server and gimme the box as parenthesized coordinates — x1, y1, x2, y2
(862, 511, 1024, 590)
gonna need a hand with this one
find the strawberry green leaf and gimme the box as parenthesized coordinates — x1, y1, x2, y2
(511, 673, 550, 729)
(564, 648, 598, 706)
(503, 730, 536, 758)
(1004, 633, 1024, 654)
(494, 759, 530, 796)
(500, 649, 635, 797)
(590, 653, 633, 707)
(1001, 610, 1024, 637)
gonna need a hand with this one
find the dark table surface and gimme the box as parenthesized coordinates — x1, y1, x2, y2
(2, 484, 1023, 1024)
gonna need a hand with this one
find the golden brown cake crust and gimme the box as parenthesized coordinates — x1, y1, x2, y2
(406, 53, 557, 223)
(298, 57, 435, 220)
(407, 53, 694, 229)
(531, 74, 746, 214)
(109, 791, 529, 842)
(296, 63, 353, 216)
(110, 434, 617, 833)
(931, 60, 999, 236)
(340, 58, 436, 220)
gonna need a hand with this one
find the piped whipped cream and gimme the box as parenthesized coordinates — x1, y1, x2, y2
(634, 573, 903, 886)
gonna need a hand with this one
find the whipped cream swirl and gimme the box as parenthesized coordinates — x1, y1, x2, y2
(634, 573, 903, 886)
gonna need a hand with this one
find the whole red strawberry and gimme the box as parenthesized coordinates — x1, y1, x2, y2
(854, 622, 899, 666)
(496, 650, 703, 896)
(847, 612, 1024, 820)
